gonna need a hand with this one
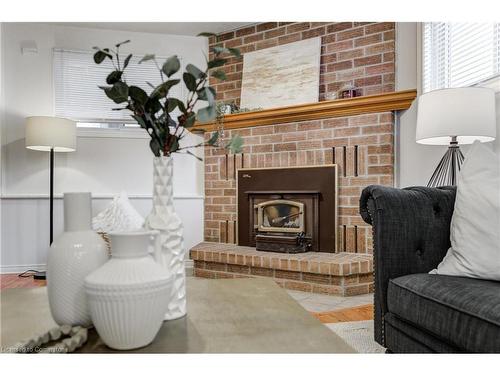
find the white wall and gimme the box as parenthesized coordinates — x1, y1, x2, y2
(395, 22, 447, 187)
(1, 196, 203, 273)
(1, 23, 207, 272)
(494, 95, 500, 157)
(0, 24, 4, 269)
(395, 22, 500, 187)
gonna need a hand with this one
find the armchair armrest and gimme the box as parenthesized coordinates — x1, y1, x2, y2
(359, 185, 456, 345)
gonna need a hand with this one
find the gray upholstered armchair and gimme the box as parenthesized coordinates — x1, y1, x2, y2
(360, 185, 500, 353)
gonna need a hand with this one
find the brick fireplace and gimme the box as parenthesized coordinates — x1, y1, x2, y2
(190, 22, 415, 296)
(203, 111, 393, 253)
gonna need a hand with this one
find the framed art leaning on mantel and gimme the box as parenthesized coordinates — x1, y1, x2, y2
(240, 37, 322, 109)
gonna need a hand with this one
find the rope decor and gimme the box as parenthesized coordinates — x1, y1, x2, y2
(10, 325, 88, 353)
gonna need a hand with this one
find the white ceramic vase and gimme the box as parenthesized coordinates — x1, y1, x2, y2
(84, 230, 172, 350)
(47, 192, 108, 327)
(144, 156, 186, 320)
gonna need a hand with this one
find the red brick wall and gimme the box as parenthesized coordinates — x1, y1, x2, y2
(203, 112, 394, 254)
(208, 22, 395, 105)
(203, 22, 396, 254)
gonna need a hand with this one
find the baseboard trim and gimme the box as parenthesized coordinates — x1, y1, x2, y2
(0, 264, 47, 274)
(185, 259, 194, 277)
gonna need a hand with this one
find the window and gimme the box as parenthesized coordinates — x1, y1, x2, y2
(53, 49, 184, 129)
(422, 22, 500, 93)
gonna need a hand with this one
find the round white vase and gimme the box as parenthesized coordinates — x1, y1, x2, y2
(47, 192, 108, 327)
(84, 230, 172, 350)
(144, 156, 186, 320)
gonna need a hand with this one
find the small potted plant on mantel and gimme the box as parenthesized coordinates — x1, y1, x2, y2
(93, 34, 242, 321)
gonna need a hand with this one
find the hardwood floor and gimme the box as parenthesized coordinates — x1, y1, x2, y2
(0, 274, 46, 290)
(311, 304, 374, 323)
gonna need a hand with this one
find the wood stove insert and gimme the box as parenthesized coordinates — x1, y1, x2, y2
(237, 166, 338, 253)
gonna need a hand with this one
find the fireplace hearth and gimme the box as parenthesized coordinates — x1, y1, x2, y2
(237, 166, 338, 253)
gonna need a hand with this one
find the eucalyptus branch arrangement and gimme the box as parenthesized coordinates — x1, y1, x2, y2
(93, 34, 242, 159)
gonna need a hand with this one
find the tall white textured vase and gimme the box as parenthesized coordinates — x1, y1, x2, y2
(145, 156, 186, 320)
(47, 192, 108, 327)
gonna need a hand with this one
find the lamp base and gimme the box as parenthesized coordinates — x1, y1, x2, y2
(427, 140, 465, 187)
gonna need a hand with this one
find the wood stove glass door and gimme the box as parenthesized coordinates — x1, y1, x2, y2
(256, 200, 304, 233)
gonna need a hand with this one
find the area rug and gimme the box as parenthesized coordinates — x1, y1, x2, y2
(325, 320, 385, 353)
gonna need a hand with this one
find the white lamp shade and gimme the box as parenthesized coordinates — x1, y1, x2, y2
(416, 87, 497, 145)
(25, 116, 76, 152)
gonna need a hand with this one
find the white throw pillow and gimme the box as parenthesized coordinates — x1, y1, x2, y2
(430, 141, 500, 280)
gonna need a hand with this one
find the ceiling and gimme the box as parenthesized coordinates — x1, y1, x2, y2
(52, 22, 255, 36)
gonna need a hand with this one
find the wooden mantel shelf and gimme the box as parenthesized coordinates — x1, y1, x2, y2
(195, 89, 417, 131)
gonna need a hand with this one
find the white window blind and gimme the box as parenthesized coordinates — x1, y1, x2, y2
(423, 22, 500, 93)
(53, 49, 184, 124)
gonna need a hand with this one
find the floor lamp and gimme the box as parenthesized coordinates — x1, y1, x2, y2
(416, 87, 497, 187)
(25, 116, 76, 279)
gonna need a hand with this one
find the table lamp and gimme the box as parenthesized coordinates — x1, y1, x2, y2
(26, 116, 76, 279)
(416, 87, 496, 187)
